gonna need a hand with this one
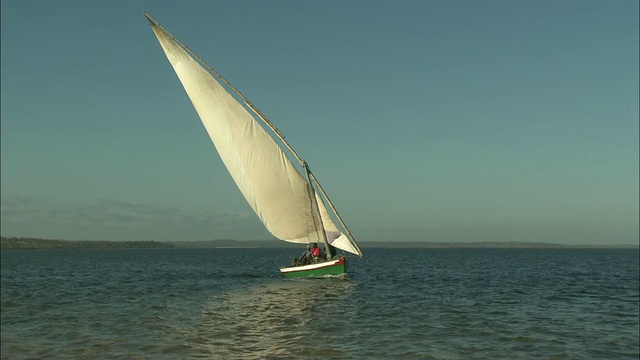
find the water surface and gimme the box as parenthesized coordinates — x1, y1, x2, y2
(2, 247, 638, 359)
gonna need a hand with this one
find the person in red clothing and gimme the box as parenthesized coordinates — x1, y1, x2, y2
(311, 243, 322, 260)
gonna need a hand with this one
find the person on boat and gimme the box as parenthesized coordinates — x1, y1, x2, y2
(295, 244, 312, 266)
(311, 243, 322, 262)
(325, 244, 337, 260)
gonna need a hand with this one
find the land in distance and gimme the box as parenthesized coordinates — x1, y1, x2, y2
(1, 237, 636, 250)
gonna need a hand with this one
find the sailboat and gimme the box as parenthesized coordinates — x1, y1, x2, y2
(145, 13, 363, 278)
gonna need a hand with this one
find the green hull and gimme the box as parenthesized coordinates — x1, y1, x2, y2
(280, 256, 347, 278)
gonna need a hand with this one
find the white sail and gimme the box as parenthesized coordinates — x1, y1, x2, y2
(316, 194, 361, 255)
(147, 15, 362, 256)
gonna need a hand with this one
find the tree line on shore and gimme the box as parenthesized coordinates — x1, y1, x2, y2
(2, 237, 635, 250)
(0, 237, 173, 250)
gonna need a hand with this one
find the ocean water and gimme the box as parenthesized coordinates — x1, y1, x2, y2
(1, 247, 638, 359)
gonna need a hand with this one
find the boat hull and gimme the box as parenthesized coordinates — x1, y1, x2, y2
(280, 256, 347, 278)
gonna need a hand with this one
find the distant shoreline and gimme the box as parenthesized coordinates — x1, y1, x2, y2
(0, 237, 173, 250)
(1, 237, 636, 250)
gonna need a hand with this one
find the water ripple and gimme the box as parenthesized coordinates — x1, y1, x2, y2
(1, 248, 638, 359)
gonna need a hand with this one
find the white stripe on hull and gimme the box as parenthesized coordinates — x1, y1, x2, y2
(279, 258, 342, 273)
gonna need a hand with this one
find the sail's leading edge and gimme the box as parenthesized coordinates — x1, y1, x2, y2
(146, 13, 362, 256)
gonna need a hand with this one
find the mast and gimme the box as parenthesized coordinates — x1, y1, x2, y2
(309, 172, 363, 257)
(303, 162, 333, 259)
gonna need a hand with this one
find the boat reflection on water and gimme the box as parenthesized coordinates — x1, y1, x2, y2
(192, 279, 356, 358)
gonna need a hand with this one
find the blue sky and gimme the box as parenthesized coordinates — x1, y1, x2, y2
(1, 0, 638, 245)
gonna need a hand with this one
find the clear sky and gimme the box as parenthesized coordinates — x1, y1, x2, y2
(1, 0, 638, 245)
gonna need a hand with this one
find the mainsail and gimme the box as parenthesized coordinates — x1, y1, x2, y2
(146, 13, 362, 256)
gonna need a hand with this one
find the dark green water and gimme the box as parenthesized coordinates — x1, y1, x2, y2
(1, 247, 638, 359)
